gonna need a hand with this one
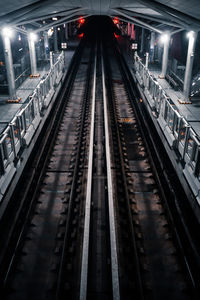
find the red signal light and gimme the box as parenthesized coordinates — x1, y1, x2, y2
(114, 33, 119, 38)
(78, 33, 84, 38)
(113, 18, 119, 25)
(79, 18, 85, 24)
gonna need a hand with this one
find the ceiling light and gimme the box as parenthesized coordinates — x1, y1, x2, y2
(29, 32, 37, 42)
(187, 31, 194, 38)
(160, 33, 170, 43)
(2, 27, 13, 38)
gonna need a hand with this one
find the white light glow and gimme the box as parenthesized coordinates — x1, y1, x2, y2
(187, 31, 194, 39)
(52, 17, 58, 21)
(2, 27, 13, 38)
(47, 28, 54, 37)
(58, 27, 60, 31)
(160, 33, 170, 43)
(29, 32, 37, 42)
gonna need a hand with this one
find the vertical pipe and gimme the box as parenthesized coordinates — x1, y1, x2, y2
(2, 35, 16, 99)
(183, 31, 197, 102)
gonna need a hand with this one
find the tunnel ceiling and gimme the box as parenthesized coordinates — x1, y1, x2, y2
(1, 0, 200, 32)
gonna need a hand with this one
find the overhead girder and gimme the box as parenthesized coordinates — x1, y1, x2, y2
(111, 15, 152, 32)
(41, 15, 91, 32)
(34, 13, 90, 33)
(136, 0, 200, 30)
(0, 0, 59, 25)
(9, 7, 83, 26)
(14, 8, 85, 26)
(118, 7, 184, 29)
(112, 8, 163, 34)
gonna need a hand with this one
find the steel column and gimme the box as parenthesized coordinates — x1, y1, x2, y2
(131, 24, 135, 40)
(183, 31, 197, 102)
(127, 22, 131, 36)
(44, 31, 49, 60)
(2, 35, 16, 99)
(140, 28, 145, 53)
(161, 37, 170, 78)
(65, 23, 68, 40)
(28, 37, 37, 75)
(150, 31, 155, 63)
(54, 27, 58, 52)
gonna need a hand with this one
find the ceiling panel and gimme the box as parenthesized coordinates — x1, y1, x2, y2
(0, 0, 200, 29)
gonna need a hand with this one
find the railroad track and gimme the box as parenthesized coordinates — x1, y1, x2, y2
(1, 38, 95, 299)
(0, 30, 197, 300)
(102, 36, 194, 299)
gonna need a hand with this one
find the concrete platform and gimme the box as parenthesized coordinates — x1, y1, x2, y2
(119, 36, 200, 137)
(0, 38, 79, 135)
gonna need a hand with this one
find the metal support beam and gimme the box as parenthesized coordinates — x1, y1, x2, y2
(50, 51, 53, 68)
(35, 15, 90, 34)
(111, 15, 150, 31)
(160, 36, 170, 78)
(131, 24, 135, 40)
(28, 36, 37, 76)
(140, 28, 145, 53)
(119, 7, 184, 28)
(128, 22, 131, 36)
(54, 28, 58, 52)
(44, 31, 49, 60)
(0, 0, 58, 25)
(149, 32, 155, 63)
(13, 26, 28, 36)
(112, 8, 163, 34)
(65, 23, 68, 40)
(137, 0, 189, 28)
(34, 11, 84, 33)
(183, 31, 197, 103)
(171, 28, 184, 36)
(2, 35, 16, 99)
(136, 0, 195, 28)
(14, 8, 84, 26)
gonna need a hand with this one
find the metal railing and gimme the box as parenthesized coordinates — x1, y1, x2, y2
(0, 52, 65, 199)
(134, 52, 200, 183)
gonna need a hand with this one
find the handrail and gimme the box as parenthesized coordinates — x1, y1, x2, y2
(0, 51, 65, 182)
(134, 52, 200, 180)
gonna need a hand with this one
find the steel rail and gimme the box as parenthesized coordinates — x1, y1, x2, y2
(101, 46, 120, 300)
(79, 45, 97, 300)
(55, 43, 95, 299)
(1, 41, 85, 289)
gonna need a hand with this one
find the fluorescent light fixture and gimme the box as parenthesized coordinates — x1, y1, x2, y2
(2, 27, 13, 38)
(52, 17, 58, 21)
